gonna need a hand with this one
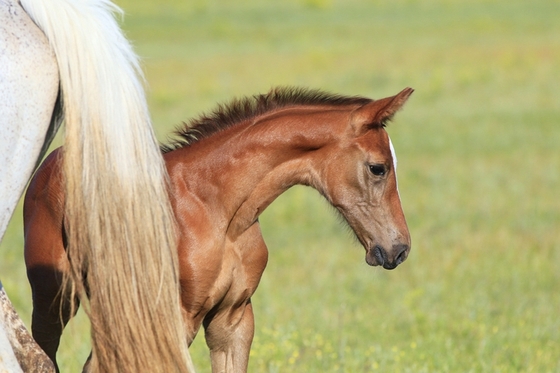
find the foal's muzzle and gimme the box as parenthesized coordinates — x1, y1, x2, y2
(366, 244, 409, 270)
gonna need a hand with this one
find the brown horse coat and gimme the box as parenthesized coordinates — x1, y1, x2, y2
(24, 87, 413, 373)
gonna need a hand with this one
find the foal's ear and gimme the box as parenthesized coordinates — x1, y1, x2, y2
(351, 87, 414, 134)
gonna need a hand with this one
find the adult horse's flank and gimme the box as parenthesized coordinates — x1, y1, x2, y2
(25, 86, 413, 372)
(0, 0, 193, 371)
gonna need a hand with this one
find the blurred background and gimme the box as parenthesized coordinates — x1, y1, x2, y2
(1, 0, 559, 371)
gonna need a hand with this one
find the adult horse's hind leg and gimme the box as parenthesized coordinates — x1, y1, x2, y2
(0, 0, 59, 239)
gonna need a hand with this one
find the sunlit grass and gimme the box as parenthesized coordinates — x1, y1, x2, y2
(1, 0, 559, 371)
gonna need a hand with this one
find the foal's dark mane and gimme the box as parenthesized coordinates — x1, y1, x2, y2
(161, 87, 372, 153)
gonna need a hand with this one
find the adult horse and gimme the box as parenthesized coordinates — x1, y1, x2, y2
(0, 0, 193, 371)
(25, 86, 413, 372)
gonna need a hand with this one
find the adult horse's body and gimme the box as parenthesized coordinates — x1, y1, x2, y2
(25, 87, 413, 372)
(0, 0, 193, 371)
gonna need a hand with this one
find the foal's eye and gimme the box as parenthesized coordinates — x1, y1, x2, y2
(368, 164, 386, 177)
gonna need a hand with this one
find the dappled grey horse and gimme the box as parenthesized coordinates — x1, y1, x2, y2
(0, 0, 194, 371)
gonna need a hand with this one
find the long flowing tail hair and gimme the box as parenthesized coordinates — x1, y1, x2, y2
(20, 0, 194, 371)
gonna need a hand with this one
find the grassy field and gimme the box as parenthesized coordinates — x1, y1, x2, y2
(1, 0, 559, 371)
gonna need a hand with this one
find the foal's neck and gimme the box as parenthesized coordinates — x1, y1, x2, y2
(167, 106, 349, 239)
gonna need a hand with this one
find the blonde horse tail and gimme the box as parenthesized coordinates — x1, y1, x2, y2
(20, 0, 194, 372)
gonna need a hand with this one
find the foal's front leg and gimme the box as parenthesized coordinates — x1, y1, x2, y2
(204, 301, 255, 373)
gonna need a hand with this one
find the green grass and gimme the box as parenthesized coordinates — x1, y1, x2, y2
(2, 0, 559, 371)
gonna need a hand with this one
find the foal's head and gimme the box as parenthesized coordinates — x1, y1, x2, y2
(321, 88, 413, 270)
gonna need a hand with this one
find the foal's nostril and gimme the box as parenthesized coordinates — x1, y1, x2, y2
(370, 245, 408, 269)
(394, 244, 409, 266)
(373, 245, 387, 266)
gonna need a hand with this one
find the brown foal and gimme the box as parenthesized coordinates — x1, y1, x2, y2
(24, 87, 413, 372)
